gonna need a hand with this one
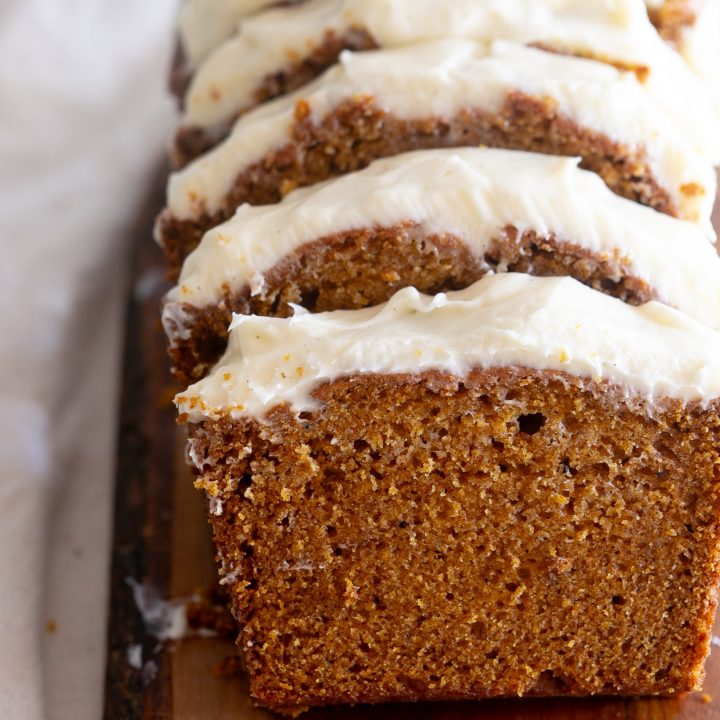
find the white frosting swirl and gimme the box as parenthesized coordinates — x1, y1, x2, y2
(176, 274, 720, 421)
(182, 0, 720, 164)
(168, 40, 716, 229)
(165, 148, 720, 344)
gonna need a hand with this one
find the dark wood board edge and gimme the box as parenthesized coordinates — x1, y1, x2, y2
(103, 163, 176, 720)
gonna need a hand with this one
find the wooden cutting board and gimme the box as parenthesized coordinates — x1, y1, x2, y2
(103, 168, 720, 720)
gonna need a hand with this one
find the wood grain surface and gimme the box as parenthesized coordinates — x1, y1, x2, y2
(103, 170, 720, 720)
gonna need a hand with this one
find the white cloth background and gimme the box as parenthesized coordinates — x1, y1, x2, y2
(0, 2, 176, 718)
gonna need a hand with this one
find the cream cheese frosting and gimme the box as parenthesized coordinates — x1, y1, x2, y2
(178, 0, 280, 68)
(176, 274, 720, 422)
(165, 149, 720, 344)
(181, 0, 720, 164)
(167, 40, 716, 229)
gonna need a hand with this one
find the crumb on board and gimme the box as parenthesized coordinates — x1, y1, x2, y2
(213, 655, 244, 679)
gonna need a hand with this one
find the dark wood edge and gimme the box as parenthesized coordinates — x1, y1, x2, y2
(103, 163, 177, 720)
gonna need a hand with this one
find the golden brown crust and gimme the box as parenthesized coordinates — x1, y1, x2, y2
(158, 92, 677, 278)
(648, 0, 698, 45)
(165, 223, 655, 386)
(171, 27, 377, 167)
(188, 367, 720, 712)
